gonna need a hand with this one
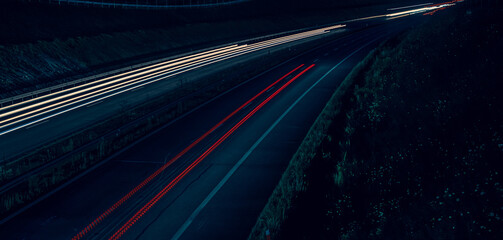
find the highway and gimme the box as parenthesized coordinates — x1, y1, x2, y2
(0, 24, 344, 161)
(0, 14, 425, 239)
(0, 0, 456, 160)
(0, 1, 462, 239)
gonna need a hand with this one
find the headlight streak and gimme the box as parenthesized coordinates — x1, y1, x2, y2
(0, 44, 241, 112)
(0, 38, 292, 125)
(0, 25, 345, 135)
(385, 0, 462, 19)
(1, 25, 343, 114)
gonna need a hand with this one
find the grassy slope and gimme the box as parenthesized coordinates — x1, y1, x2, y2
(250, 4, 503, 240)
(0, 0, 410, 98)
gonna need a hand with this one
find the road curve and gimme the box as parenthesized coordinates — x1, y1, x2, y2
(0, 16, 422, 240)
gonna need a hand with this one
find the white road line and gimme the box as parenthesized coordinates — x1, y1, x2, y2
(129, 86, 145, 92)
(24, 120, 49, 130)
(171, 39, 377, 240)
(86, 101, 103, 108)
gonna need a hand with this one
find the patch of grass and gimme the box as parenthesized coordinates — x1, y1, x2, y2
(248, 41, 380, 240)
(250, 5, 503, 240)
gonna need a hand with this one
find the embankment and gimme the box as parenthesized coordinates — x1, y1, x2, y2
(250, 3, 502, 239)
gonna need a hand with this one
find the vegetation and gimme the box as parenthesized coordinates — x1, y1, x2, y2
(250, 5, 502, 240)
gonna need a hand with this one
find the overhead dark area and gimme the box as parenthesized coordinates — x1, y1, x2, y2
(0, 0, 407, 44)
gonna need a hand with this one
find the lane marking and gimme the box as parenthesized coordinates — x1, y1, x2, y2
(129, 86, 144, 92)
(172, 40, 378, 240)
(86, 101, 103, 108)
(108, 65, 315, 240)
(71, 65, 305, 240)
(24, 120, 49, 130)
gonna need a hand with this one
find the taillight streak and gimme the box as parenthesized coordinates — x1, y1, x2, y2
(71, 64, 305, 240)
(108, 64, 315, 240)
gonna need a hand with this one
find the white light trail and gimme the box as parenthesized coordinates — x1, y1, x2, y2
(0, 24, 345, 135)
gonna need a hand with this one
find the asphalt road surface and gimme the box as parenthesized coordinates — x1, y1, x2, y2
(1, 13, 426, 240)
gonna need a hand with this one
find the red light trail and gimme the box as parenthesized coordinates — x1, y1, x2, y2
(423, 0, 462, 15)
(108, 64, 315, 240)
(71, 64, 306, 240)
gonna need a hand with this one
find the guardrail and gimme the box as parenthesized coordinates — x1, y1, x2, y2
(37, 0, 249, 9)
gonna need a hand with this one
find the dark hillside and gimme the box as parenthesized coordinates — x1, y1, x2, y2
(251, 3, 503, 240)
